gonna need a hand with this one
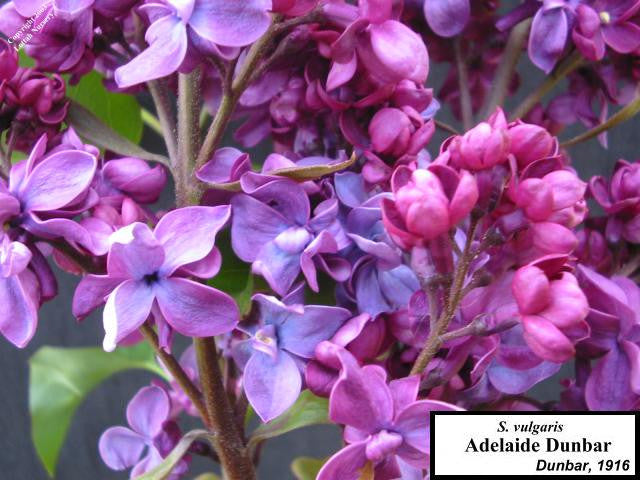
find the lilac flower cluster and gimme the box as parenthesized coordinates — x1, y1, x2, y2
(2, 0, 640, 479)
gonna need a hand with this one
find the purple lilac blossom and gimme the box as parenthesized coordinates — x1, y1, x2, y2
(73, 206, 239, 351)
(232, 293, 351, 421)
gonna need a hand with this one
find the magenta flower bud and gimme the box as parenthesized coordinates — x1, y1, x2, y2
(382, 165, 478, 249)
(512, 255, 589, 362)
(393, 169, 450, 241)
(449, 122, 510, 170)
(516, 170, 587, 228)
(368, 107, 434, 158)
(0, 39, 18, 82)
(508, 123, 556, 167)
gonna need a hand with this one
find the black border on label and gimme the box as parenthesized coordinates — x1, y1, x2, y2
(430, 411, 639, 480)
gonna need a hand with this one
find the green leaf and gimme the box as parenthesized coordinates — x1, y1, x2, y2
(66, 71, 143, 143)
(291, 457, 327, 480)
(204, 152, 357, 192)
(208, 231, 253, 315)
(136, 430, 211, 480)
(66, 102, 169, 166)
(29, 343, 168, 477)
(18, 50, 35, 68)
(248, 390, 329, 449)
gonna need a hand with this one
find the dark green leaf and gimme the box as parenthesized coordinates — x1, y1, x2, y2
(66, 102, 169, 166)
(291, 457, 327, 480)
(136, 430, 211, 480)
(66, 71, 143, 143)
(29, 343, 167, 477)
(248, 390, 329, 449)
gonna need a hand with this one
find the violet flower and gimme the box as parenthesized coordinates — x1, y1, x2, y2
(73, 206, 239, 351)
(572, 1, 640, 61)
(99, 385, 188, 478)
(231, 178, 350, 296)
(590, 159, 640, 243)
(528, 0, 580, 73)
(115, 0, 272, 88)
(0, 234, 39, 347)
(317, 346, 461, 479)
(0, 134, 97, 250)
(577, 265, 640, 410)
(231, 293, 351, 421)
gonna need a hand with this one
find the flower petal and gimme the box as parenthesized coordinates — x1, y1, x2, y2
(115, 16, 187, 88)
(243, 350, 302, 422)
(528, 7, 568, 73)
(155, 206, 230, 275)
(72, 274, 125, 320)
(108, 223, 165, 280)
(19, 150, 96, 212)
(329, 348, 393, 432)
(316, 441, 368, 480)
(231, 193, 290, 262)
(0, 273, 39, 348)
(424, 0, 470, 37)
(98, 426, 145, 470)
(127, 385, 171, 438)
(103, 280, 155, 352)
(155, 277, 239, 337)
(188, 0, 271, 47)
(279, 305, 351, 358)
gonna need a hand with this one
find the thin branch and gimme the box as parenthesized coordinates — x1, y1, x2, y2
(411, 217, 480, 375)
(147, 79, 178, 164)
(195, 18, 280, 174)
(434, 119, 460, 135)
(561, 92, 640, 148)
(454, 38, 474, 131)
(510, 50, 584, 121)
(140, 325, 209, 425)
(194, 338, 256, 480)
(479, 19, 532, 119)
(177, 69, 202, 206)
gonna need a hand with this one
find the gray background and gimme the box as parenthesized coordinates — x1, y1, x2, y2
(0, 26, 635, 480)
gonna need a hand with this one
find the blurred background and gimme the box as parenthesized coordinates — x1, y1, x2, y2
(0, 12, 637, 479)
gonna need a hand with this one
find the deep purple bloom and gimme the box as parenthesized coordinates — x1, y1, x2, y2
(0, 234, 39, 347)
(590, 159, 640, 243)
(73, 206, 239, 351)
(115, 0, 272, 87)
(317, 346, 460, 479)
(572, 1, 640, 60)
(232, 293, 350, 421)
(528, 1, 580, 73)
(231, 178, 350, 296)
(99, 385, 188, 478)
